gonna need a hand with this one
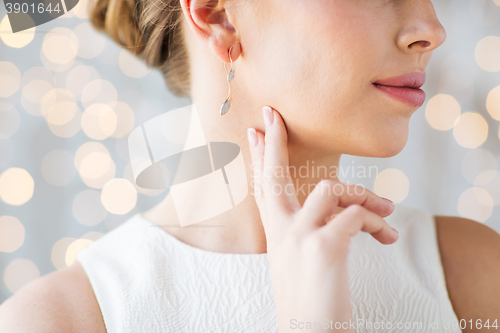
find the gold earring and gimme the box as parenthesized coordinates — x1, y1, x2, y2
(220, 47, 235, 116)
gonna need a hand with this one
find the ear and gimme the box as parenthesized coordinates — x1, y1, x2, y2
(180, 0, 242, 63)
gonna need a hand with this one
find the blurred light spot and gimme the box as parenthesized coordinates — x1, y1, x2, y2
(475, 169, 497, 186)
(42, 27, 79, 65)
(40, 48, 74, 72)
(75, 142, 116, 189)
(80, 152, 112, 179)
(461, 148, 497, 183)
(20, 67, 56, 116)
(40, 88, 76, 119)
(66, 64, 100, 99)
(473, 187, 494, 208)
(48, 111, 83, 138)
(65, 239, 93, 266)
(101, 178, 138, 215)
(51, 237, 76, 270)
(0, 168, 34, 206)
(81, 103, 117, 140)
(47, 102, 82, 138)
(425, 94, 461, 131)
(123, 161, 165, 196)
(47, 101, 79, 126)
(486, 85, 500, 120)
(119, 49, 151, 78)
(458, 187, 494, 222)
(0, 216, 25, 253)
(81, 231, 103, 241)
(0, 15, 35, 48)
(0, 139, 14, 169)
(72, 190, 108, 226)
(40, 88, 82, 138)
(22, 80, 54, 117)
(21, 66, 55, 86)
(373, 168, 410, 204)
(4, 259, 40, 293)
(475, 170, 500, 206)
(0, 62, 21, 98)
(41, 150, 76, 186)
(453, 112, 488, 148)
(111, 101, 135, 138)
(73, 22, 106, 59)
(81, 79, 118, 109)
(0, 103, 20, 139)
(75, 142, 109, 170)
(495, 0, 500, 6)
(74, 0, 90, 19)
(475, 36, 500, 72)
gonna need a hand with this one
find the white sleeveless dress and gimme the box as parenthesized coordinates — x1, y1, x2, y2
(76, 203, 462, 333)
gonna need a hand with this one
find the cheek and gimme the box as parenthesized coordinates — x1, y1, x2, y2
(242, 0, 394, 137)
(247, 22, 346, 117)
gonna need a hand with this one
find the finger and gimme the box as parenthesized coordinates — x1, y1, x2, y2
(320, 204, 399, 245)
(261, 106, 301, 217)
(247, 127, 283, 242)
(298, 179, 395, 231)
(294, 179, 340, 231)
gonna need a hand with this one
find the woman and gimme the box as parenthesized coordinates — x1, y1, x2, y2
(1, 0, 499, 332)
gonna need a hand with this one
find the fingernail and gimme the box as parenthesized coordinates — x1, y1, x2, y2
(263, 106, 274, 127)
(382, 197, 394, 206)
(247, 128, 258, 148)
(392, 227, 399, 236)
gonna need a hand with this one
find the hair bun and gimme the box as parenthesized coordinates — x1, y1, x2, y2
(87, 0, 190, 97)
(89, 0, 145, 56)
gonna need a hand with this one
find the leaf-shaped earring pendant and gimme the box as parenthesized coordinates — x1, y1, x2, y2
(221, 98, 231, 115)
(220, 47, 235, 116)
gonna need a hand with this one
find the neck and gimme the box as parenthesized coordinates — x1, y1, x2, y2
(141, 97, 343, 253)
(142, 32, 343, 254)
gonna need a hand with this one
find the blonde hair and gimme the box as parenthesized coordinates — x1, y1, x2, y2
(89, 0, 190, 97)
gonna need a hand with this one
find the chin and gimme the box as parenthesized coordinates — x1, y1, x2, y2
(376, 144, 406, 158)
(348, 132, 409, 158)
(374, 120, 410, 157)
(375, 135, 409, 158)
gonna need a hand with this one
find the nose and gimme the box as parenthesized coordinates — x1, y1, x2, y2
(396, 1, 447, 54)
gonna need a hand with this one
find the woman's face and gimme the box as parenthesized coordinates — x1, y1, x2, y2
(235, 0, 446, 158)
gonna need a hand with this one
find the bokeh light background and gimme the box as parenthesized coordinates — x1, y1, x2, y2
(0, 0, 499, 301)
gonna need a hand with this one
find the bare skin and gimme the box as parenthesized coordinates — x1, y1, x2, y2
(1, 0, 499, 331)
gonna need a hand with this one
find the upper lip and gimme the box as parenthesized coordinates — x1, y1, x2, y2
(373, 71, 426, 89)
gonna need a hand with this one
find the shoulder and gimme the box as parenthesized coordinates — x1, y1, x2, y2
(0, 261, 106, 333)
(434, 215, 500, 329)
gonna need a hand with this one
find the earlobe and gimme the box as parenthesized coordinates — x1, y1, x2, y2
(208, 38, 242, 64)
(180, 0, 241, 63)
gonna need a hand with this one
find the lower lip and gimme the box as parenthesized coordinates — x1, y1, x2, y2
(373, 83, 426, 107)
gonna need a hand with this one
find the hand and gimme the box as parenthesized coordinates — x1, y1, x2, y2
(246, 106, 399, 332)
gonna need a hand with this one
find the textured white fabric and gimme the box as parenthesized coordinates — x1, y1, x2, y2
(77, 203, 462, 333)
